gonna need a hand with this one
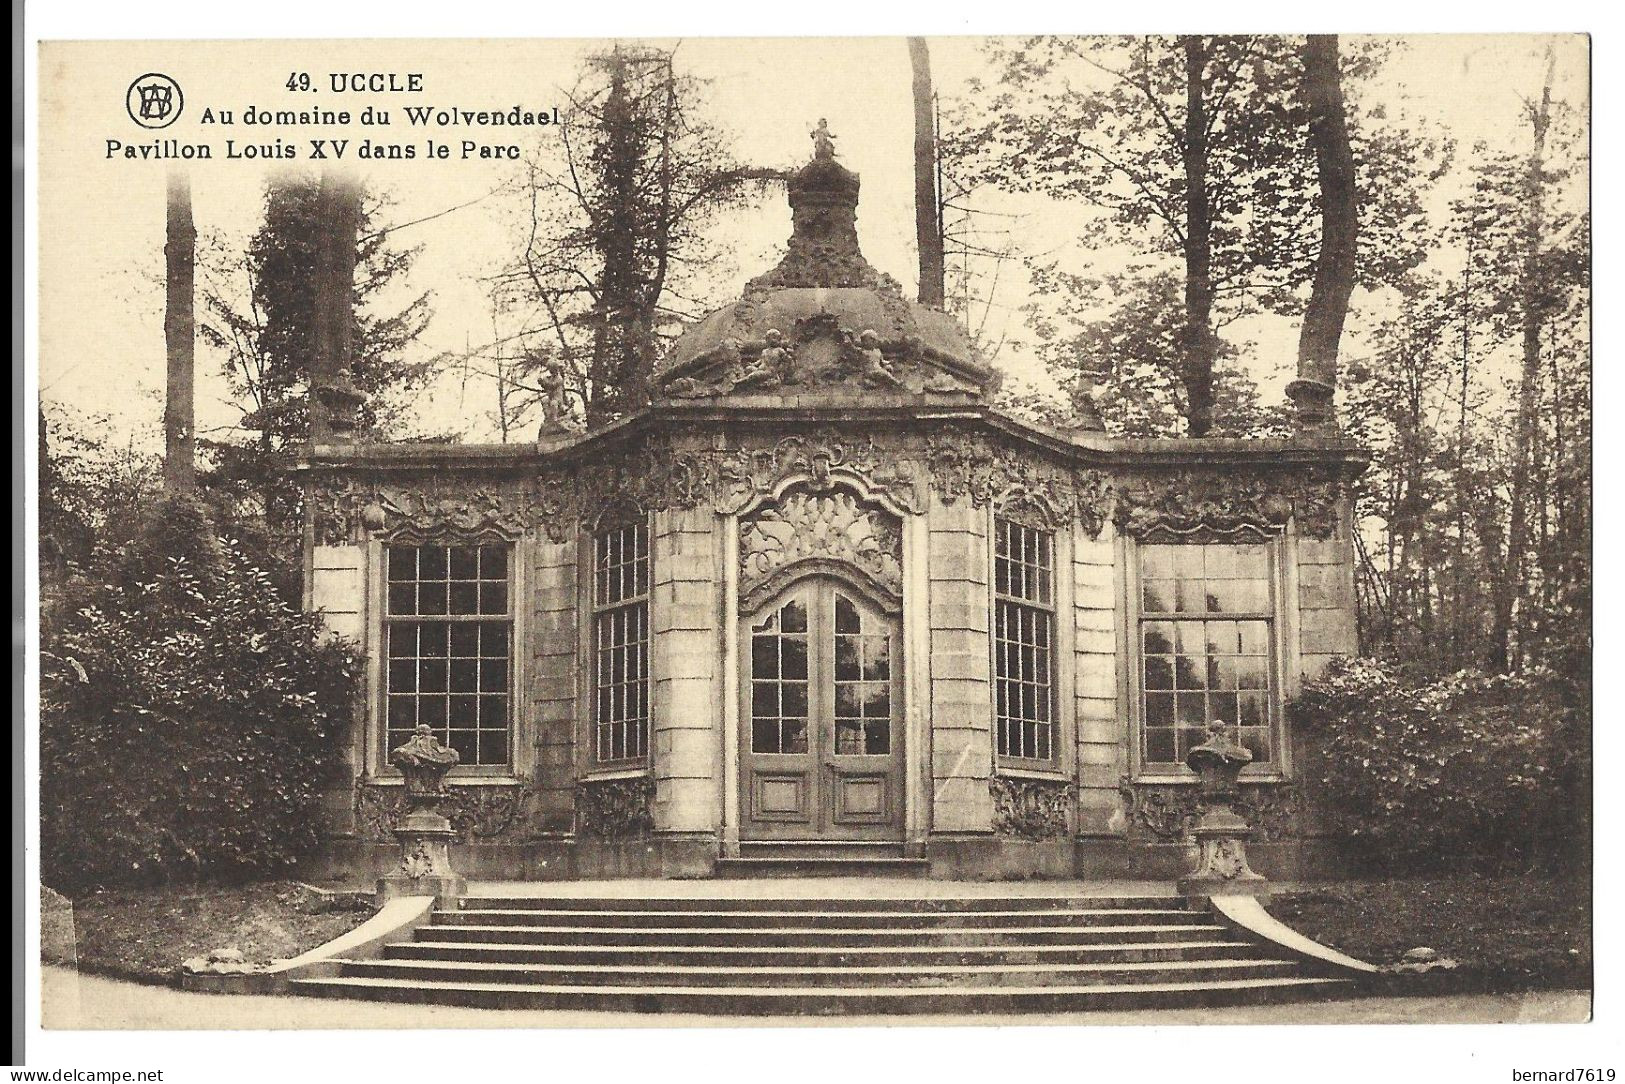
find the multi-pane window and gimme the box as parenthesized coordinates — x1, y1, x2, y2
(386, 543, 512, 767)
(593, 522, 650, 763)
(833, 593, 892, 755)
(1139, 541, 1275, 769)
(994, 517, 1056, 762)
(750, 597, 809, 754)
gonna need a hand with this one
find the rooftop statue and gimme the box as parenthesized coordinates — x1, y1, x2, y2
(810, 118, 837, 160)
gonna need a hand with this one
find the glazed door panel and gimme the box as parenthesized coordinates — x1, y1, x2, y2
(740, 580, 904, 841)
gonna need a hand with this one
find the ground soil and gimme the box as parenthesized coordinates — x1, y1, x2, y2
(1272, 876, 1592, 992)
(46, 880, 372, 985)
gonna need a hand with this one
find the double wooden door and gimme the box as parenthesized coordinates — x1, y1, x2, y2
(739, 579, 905, 841)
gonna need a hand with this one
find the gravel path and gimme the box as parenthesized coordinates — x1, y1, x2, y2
(41, 965, 1590, 1029)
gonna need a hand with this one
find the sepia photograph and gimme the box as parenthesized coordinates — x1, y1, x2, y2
(21, 13, 1600, 1078)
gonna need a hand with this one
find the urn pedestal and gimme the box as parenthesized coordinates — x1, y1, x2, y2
(376, 725, 466, 908)
(1177, 725, 1270, 905)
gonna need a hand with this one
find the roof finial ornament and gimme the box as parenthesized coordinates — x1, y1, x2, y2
(810, 117, 836, 160)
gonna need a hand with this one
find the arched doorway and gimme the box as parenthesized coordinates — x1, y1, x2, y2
(739, 577, 905, 841)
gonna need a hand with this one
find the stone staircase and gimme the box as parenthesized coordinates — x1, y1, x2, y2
(287, 889, 1358, 1014)
(715, 841, 930, 878)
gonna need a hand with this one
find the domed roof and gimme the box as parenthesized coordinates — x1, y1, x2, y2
(658, 122, 998, 402)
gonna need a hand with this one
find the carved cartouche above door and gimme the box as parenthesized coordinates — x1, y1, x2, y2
(739, 488, 904, 612)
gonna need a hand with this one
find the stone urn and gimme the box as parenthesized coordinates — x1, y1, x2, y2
(376, 724, 466, 907)
(314, 372, 366, 435)
(1176, 723, 1270, 903)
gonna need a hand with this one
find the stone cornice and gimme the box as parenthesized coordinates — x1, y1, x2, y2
(299, 407, 1366, 545)
(293, 402, 1370, 480)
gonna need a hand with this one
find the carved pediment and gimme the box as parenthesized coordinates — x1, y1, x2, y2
(739, 488, 903, 609)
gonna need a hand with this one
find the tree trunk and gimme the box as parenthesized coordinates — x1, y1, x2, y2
(909, 37, 945, 308)
(587, 49, 649, 427)
(1502, 44, 1557, 671)
(1292, 34, 1358, 431)
(163, 172, 196, 493)
(1453, 255, 1472, 670)
(1180, 36, 1216, 437)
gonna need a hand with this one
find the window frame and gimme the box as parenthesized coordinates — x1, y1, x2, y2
(989, 509, 1068, 775)
(586, 515, 653, 771)
(1124, 528, 1291, 784)
(369, 535, 526, 781)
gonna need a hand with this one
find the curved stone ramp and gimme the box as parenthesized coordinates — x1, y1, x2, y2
(1210, 895, 1379, 976)
(180, 895, 435, 996)
(285, 890, 1361, 1014)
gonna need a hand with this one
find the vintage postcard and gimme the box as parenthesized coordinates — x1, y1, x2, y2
(25, 21, 1597, 1080)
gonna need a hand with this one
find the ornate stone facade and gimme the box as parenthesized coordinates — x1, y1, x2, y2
(575, 776, 656, 841)
(990, 775, 1073, 841)
(354, 783, 534, 843)
(740, 490, 903, 604)
(310, 474, 533, 546)
(926, 431, 1110, 536)
(1117, 777, 1301, 844)
(1111, 466, 1346, 541)
(297, 124, 1366, 883)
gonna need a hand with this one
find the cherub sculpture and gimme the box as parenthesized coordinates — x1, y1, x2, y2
(735, 328, 795, 390)
(538, 359, 569, 431)
(847, 328, 904, 389)
(811, 118, 837, 160)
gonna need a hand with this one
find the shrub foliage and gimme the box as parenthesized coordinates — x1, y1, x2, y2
(1289, 656, 1588, 875)
(41, 494, 359, 892)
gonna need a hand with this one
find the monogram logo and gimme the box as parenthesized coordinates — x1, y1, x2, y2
(126, 73, 183, 129)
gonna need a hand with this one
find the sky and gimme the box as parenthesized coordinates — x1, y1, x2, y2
(37, 34, 1589, 450)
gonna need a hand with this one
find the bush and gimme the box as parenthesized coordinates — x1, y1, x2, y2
(40, 493, 360, 892)
(1289, 657, 1588, 875)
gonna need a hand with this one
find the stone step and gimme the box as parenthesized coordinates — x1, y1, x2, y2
(385, 938, 1260, 968)
(434, 907, 1210, 930)
(340, 956, 1302, 988)
(737, 841, 909, 860)
(713, 856, 931, 878)
(287, 974, 1355, 1014)
(416, 922, 1235, 948)
(458, 894, 1187, 913)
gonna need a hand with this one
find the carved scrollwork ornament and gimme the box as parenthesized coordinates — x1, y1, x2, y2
(990, 775, 1073, 840)
(308, 473, 532, 546)
(354, 782, 532, 842)
(925, 433, 1110, 539)
(535, 429, 922, 543)
(575, 776, 656, 840)
(1111, 468, 1346, 541)
(739, 489, 903, 605)
(1116, 775, 1299, 843)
